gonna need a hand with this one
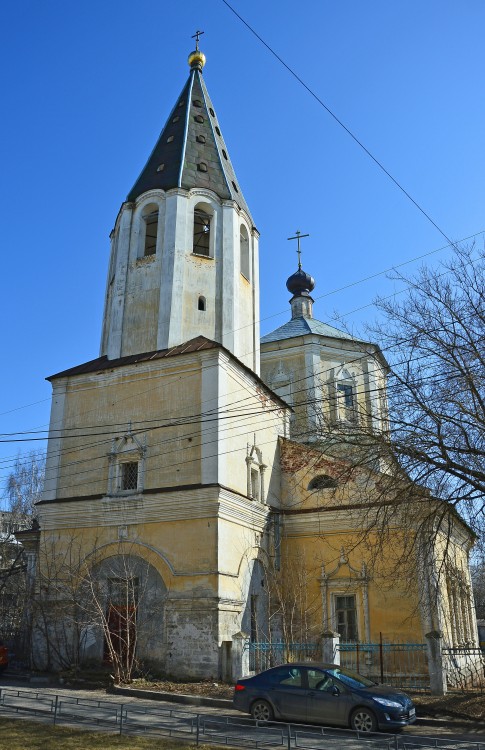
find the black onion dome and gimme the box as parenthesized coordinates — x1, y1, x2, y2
(286, 268, 315, 296)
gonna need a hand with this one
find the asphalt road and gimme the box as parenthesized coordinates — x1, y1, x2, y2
(0, 676, 483, 750)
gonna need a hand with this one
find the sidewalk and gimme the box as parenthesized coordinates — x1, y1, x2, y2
(2, 673, 485, 736)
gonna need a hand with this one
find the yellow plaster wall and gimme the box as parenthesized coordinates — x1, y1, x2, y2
(281, 529, 422, 642)
(36, 511, 220, 598)
(54, 359, 204, 499)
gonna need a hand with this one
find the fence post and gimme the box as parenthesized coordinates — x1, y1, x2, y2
(379, 632, 384, 684)
(53, 694, 58, 725)
(119, 704, 124, 735)
(321, 631, 340, 665)
(232, 631, 250, 678)
(425, 630, 447, 695)
(196, 713, 200, 746)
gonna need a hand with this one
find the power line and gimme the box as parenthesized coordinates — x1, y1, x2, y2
(2, 229, 483, 434)
(1, 343, 480, 492)
(220, 0, 457, 249)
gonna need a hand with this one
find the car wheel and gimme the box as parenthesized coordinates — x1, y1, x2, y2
(350, 707, 377, 733)
(251, 699, 274, 722)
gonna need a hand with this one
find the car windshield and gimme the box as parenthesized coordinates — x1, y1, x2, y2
(326, 667, 376, 689)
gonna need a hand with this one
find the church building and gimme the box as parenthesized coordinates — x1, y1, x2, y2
(27, 42, 479, 680)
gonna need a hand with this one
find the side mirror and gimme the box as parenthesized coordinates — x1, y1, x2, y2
(331, 685, 340, 696)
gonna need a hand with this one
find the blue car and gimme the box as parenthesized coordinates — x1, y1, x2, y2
(233, 663, 416, 732)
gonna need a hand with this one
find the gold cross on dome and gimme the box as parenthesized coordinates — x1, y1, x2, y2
(192, 30, 205, 51)
(287, 230, 310, 269)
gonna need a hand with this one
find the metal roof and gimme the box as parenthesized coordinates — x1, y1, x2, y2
(261, 316, 366, 345)
(46, 336, 290, 410)
(47, 336, 219, 380)
(126, 67, 253, 222)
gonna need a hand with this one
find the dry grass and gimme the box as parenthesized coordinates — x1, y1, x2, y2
(0, 717, 218, 750)
(411, 693, 485, 721)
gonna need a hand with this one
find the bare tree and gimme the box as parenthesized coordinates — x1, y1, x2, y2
(370, 244, 485, 535)
(0, 451, 45, 654)
(30, 533, 167, 683)
(4, 451, 45, 518)
(266, 547, 321, 657)
(292, 244, 485, 638)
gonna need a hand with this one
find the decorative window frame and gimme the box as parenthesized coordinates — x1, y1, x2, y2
(444, 564, 475, 647)
(269, 362, 293, 406)
(107, 429, 147, 496)
(320, 548, 370, 642)
(246, 441, 267, 503)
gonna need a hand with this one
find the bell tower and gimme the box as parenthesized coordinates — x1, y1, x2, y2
(100, 43, 260, 373)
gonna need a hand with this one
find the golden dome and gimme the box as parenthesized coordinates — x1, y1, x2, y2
(188, 49, 206, 70)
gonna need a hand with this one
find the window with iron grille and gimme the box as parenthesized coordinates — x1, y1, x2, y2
(335, 594, 358, 641)
(121, 461, 139, 491)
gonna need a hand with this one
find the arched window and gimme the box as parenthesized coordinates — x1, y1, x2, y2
(336, 368, 357, 422)
(193, 204, 212, 257)
(198, 296, 206, 311)
(240, 224, 250, 280)
(142, 205, 159, 257)
(308, 475, 338, 490)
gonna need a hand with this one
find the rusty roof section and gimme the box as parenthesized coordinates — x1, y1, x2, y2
(47, 336, 218, 380)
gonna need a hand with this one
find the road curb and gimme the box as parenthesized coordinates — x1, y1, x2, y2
(109, 684, 233, 709)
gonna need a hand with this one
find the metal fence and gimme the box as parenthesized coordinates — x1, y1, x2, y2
(0, 686, 484, 750)
(0, 688, 485, 750)
(338, 642, 429, 691)
(244, 639, 430, 691)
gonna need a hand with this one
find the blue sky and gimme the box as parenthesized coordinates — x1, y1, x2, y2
(1, 1, 484, 491)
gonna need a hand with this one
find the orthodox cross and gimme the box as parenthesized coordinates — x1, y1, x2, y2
(287, 230, 309, 269)
(192, 30, 205, 51)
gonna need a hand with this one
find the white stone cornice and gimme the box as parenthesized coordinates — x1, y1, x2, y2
(38, 485, 273, 531)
